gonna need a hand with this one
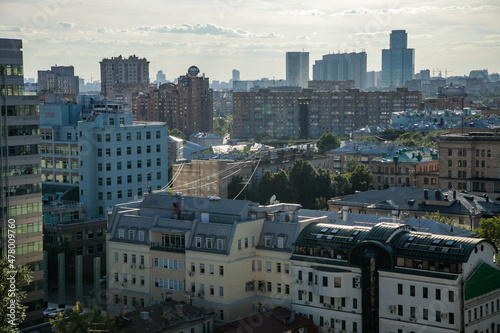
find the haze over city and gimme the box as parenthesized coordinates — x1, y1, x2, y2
(1, 0, 500, 82)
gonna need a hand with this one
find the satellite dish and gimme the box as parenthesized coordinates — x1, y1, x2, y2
(270, 195, 276, 204)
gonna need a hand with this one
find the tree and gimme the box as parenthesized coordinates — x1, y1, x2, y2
(168, 128, 186, 140)
(0, 256, 32, 332)
(332, 174, 352, 197)
(349, 164, 373, 192)
(50, 302, 123, 333)
(289, 160, 319, 209)
(258, 169, 297, 204)
(213, 117, 228, 137)
(476, 217, 500, 247)
(316, 133, 340, 153)
(396, 132, 423, 147)
(314, 197, 328, 211)
(227, 176, 244, 199)
(345, 158, 360, 173)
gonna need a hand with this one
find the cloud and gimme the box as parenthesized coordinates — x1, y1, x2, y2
(279, 9, 325, 16)
(0, 25, 34, 33)
(96, 24, 282, 38)
(59, 22, 75, 28)
(296, 35, 310, 40)
(330, 5, 498, 17)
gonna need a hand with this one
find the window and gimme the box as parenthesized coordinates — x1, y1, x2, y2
(217, 239, 224, 250)
(127, 161, 131, 169)
(195, 237, 202, 248)
(219, 286, 224, 297)
(449, 312, 454, 324)
(277, 236, 284, 248)
(137, 160, 142, 168)
(398, 305, 403, 316)
(398, 284, 403, 295)
(244, 238, 248, 248)
(257, 260, 262, 271)
(410, 285, 415, 296)
(334, 277, 341, 288)
(266, 262, 271, 272)
(252, 236, 255, 247)
(436, 310, 441, 322)
(277, 283, 282, 294)
(209, 264, 214, 275)
(127, 175, 132, 183)
(219, 266, 224, 276)
(285, 284, 290, 295)
(323, 276, 328, 287)
(436, 289, 441, 300)
(200, 264, 205, 274)
(117, 162, 122, 170)
(449, 290, 454, 302)
(116, 147, 121, 156)
(138, 231, 144, 241)
(137, 132, 141, 140)
(206, 238, 213, 249)
(238, 239, 242, 250)
(353, 298, 358, 309)
(123, 253, 128, 263)
(264, 236, 272, 247)
(267, 282, 272, 292)
(156, 144, 161, 152)
(410, 306, 416, 318)
(210, 285, 214, 296)
(118, 229, 124, 239)
(137, 146, 142, 154)
(423, 308, 428, 320)
(97, 134, 102, 142)
(276, 263, 281, 273)
(116, 133, 121, 141)
(114, 252, 118, 263)
(423, 287, 428, 298)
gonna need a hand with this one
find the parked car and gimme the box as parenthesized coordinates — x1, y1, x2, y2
(47, 308, 65, 319)
(43, 307, 57, 317)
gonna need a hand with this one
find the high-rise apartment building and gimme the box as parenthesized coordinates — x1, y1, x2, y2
(286, 52, 309, 88)
(231, 88, 421, 139)
(38, 65, 79, 97)
(100, 55, 149, 98)
(381, 30, 415, 88)
(0, 38, 44, 322)
(313, 52, 367, 90)
(137, 66, 213, 136)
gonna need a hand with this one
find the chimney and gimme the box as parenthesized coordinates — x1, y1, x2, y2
(424, 189, 428, 200)
(342, 206, 349, 222)
(453, 190, 457, 200)
(175, 305, 184, 318)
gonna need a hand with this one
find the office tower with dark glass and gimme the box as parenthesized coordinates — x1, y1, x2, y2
(313, 52, 367, 90)
(0, 39, 44, 322)
(286, 52, 309, 88)
(381, 30, 415, 88)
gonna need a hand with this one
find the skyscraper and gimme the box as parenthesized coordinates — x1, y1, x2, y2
(381, 30, 415, 88)
(0, 38, 44, 322)
(232, 69, 240, 81)
(312, 52, 367, 90)
(286, 52, 309, 88)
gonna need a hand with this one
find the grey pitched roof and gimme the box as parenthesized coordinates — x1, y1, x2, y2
(256, 221, 301, 251)
(327, 141, 403, 156)
(328, 187, 500, 216)
(140, 193, 251, 218)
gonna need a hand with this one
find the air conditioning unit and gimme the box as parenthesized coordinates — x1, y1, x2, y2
(304, 301, 310, 305)
(131, 264, 136, 269)
(354, 282, 361, 288)
(409, 317, 417, 323)
(354, 276, 361, 283)
(324, 321, 329, 326)
(259, 288, 265, 293)
(308, 281, 313, 286)
(122, 283, 127, 287)
(335, 319, 341, 323)
(189, 271, 194, 276)
(323, 303, 328, 307)
(337, 306, 342, 310)
(139, 264, 144, 269)
(328, 304, 333, 309)
(302, 290, 307, 294)
(440, 313, 448, 319)
(296, 279, 301, 283)
(389, 305, 396, 313)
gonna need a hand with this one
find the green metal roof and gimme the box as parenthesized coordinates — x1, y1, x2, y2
(465, 263, 500, 300)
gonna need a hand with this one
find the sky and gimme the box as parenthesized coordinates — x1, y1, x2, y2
(1, 0, 500, 83)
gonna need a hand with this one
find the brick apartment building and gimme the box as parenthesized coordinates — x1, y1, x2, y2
(232, 88, 421, 140)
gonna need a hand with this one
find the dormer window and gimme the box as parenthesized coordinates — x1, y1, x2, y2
(217, 239, 224, 250)
(196, 237, 202, 248)
(265, 236, 272, 247)
(138, 231, 145, 241)
(118, 229, 124, 239)
(206, 238, 213, 249)
(277, 237, 284, 249)
(128, 230, 135, 240)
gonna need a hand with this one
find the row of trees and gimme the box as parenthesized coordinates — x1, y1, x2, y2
(229, 159, 373, 210)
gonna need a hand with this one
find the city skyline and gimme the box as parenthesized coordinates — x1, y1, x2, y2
(1, 0, 500, 82)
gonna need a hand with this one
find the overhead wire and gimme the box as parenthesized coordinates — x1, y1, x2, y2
(233, 155, 262, 200)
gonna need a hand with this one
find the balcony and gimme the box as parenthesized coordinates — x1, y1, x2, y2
(150, 242, 185, 253)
